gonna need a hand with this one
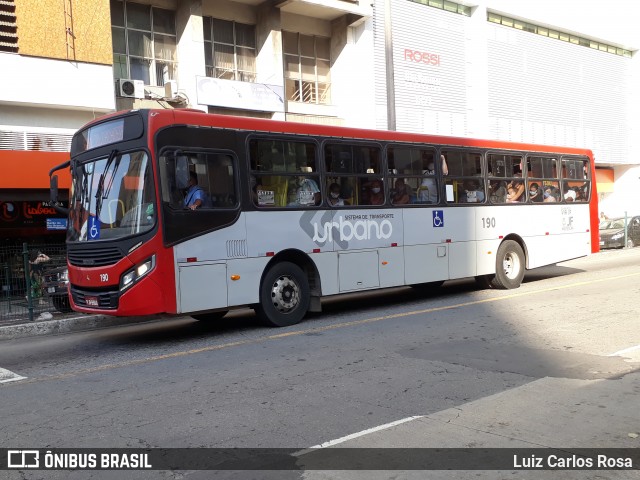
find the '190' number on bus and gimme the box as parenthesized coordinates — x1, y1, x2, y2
(482, 217, 496, 228)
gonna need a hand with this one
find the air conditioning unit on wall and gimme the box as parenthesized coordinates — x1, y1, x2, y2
(116, 78, 145, 99)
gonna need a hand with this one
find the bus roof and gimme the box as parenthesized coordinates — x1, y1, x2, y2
(100, 108, 594, 158)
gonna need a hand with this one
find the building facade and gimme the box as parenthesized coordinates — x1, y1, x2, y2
(0, 0, 115, 243)
(1, 0, 638, 247)
(374, 0, 639, 217)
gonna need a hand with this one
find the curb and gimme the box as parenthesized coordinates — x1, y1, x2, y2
(0, 314, 159, 341)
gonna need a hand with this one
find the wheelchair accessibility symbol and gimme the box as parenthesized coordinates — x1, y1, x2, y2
(433, 210, 444, 228)
(88, 216, 101, 240)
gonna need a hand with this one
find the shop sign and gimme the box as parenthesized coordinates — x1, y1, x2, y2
(404, 48, 441, 66)
(0, 201, 68, 229)
(196, 76, 285, 112)
(46, 218, 68, 230)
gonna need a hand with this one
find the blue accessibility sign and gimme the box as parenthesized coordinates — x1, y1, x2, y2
(432, 210, 444, 227)
(88, 216, 101, 240)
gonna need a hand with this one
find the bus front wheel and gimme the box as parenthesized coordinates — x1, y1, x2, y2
(256, 261, 310, 327)
(493, 240, 525, 289)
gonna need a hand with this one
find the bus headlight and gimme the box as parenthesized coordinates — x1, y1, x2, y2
(120, 255, 155, 291)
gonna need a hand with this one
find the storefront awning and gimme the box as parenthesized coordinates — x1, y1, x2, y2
(0, 150, 71, 189)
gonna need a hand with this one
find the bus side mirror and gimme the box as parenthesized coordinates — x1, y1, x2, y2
(49, 174, 69, 215)
(176, 155, 190, 190)
(50, 175, 59, 204)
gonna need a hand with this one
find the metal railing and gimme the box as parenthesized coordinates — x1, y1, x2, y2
(0, 243, 68, 324)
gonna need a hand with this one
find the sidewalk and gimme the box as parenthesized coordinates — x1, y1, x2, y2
(0, 311, 158, 341)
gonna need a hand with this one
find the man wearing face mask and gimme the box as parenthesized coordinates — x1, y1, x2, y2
(368, 179, 385, 205)
(529, 182, 543, 203)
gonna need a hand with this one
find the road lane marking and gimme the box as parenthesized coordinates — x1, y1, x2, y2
(293, 416, 424, 457)
(0, 367, 27, 384)
(8, 269, 640, 385)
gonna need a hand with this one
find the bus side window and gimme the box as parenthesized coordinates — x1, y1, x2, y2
(250, 138, 319, 208)
(325, 143, 383, 206)
(442, 150, 483, 204)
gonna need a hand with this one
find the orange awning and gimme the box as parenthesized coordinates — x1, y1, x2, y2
(0, 150, 71, 189)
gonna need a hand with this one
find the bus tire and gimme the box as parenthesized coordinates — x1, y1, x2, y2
(492, 240, 525, 289)
(52, 295, 73, 313)
(192, 310, 228, 322)
(474, 275, 493, 289)
(256, 261, 310, 327)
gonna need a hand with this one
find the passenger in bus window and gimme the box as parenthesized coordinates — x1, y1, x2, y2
(293, 172, 321, 206)
(489, 180, 507, 203)
(462, 180, 484, 203)
(529, 183, 543, 203)
(184, 171, 206, 210)
(418, 155, 446, 203)
(327, 183, 344, 206)
(391, 179, 411, 205)
(582, 184, 590, 200)
(419, 174, 437, 203)
(506, 180, 524, 202)
(368, 179, 385, 205)
(564, 190, 576, 202)
(252, 177, 275, 207)
(543, 186, 558, 202)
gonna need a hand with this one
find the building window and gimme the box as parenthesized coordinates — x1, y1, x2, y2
(0, 0, 18, 53)
(488, 12, 632, 58)
(407, 0, 471, 17)
(283, 32, 331, 105)
(111, 0, 177, 86)
(203, 18, 256, 82)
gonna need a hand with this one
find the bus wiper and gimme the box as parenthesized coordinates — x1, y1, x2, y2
(95, 149, 119, 219)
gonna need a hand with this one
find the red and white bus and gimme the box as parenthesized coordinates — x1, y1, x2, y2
(50, 109, 599, 327)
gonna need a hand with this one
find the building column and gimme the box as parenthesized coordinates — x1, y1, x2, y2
(256, 1, 285, 120)
(176, 0, 207, 112)
(465, 2, 490, 138)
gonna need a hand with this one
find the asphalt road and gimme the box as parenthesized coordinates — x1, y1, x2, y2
(1, 247, 639, 480)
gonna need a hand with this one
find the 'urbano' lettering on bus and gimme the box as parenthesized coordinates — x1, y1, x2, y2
(312, 217, 393, 243)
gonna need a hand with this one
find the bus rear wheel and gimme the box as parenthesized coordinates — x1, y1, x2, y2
(256, 261, 310, 327)
(492, 240, 525, 289)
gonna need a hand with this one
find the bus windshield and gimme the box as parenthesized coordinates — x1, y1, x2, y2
(67, 150, 155, 242)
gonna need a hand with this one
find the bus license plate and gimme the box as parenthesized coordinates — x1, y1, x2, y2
(47, 287, 56, 294)
(85, 296, 99, 306)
